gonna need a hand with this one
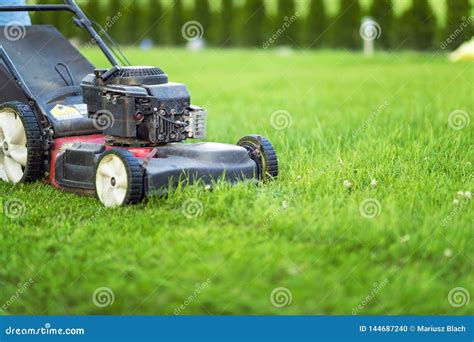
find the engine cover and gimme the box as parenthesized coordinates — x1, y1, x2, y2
(81, 66, 206, 145)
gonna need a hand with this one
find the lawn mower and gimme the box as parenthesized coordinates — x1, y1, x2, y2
(0, 0, 278, 207)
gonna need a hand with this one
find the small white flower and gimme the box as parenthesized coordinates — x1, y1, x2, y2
(281, 201, 288, 209)
(443, 248, 453, 258)
(287, 264, 301, 276)
(296, 175, 302, 180)
(343, 180, 352, 189)
(204, 185, 211, 191)
(370, 179, 378, 188)
(457, 191, 472, 200)
(400, 234, 410, 243)
(453, 199, 460, 206)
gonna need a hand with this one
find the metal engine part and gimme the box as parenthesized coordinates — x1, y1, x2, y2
(81, 66, 207, 146)
(136, 104, 207, 144)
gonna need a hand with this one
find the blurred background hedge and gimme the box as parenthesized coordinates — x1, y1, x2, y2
(29, 0, 473, 50)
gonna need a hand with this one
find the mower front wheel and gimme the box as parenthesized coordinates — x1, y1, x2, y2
(95, 150, 144, 207)
(237, 135, 278, 181)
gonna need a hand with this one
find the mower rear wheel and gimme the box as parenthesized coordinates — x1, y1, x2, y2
(0, 102, 43, 184)
(95, 150, 144, 207)
(237, 135, 278, 181)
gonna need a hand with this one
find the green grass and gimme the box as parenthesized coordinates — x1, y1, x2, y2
(0, 49, 472, 315)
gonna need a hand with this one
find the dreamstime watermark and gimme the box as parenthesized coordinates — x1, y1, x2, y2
(359, 19, 382, 41)
(181, 21, 204, 42)
(352, 100, 390, 139)
(262, 13, 300, 49)
(448, 287, 470, 308)
(448, 110, 470, 131)
(441, 197, 470, 227)
(82, 206, 107, 227)
(4, 323, 85, 336)
(92, 287, 115, 307)
(440, 16, 474, 50)
(4, 21, 26, 42)
(261, 201, 288, 228)
(181, 198, 204, 219)
(270, 110, 292, 130)
(1, 198, 26, 219)
(174, 278, 211, 315)
(91, 109, 115, 131)
(260, 189, 299, 228)
(0, 278, 34, 313)
(270, 287, 293, 308)
(359, 198, 381, 219)
(352, 278, 389, 315)
(84, 13, 123, 49)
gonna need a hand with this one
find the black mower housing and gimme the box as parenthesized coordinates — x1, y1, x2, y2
(54, 142, 256, 195)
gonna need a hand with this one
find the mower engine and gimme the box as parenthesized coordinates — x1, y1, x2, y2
(81, 66, 206, 146)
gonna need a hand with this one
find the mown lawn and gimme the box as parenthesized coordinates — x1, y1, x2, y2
(0, 48, 472, 315)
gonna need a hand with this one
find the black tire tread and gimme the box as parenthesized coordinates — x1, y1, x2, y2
(95, 149, 144, 205)
(237, 135, 278, 181)
(0, 101, 44, 182)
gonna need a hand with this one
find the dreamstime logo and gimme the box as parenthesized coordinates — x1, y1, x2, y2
(174, 278, 211, 315)
(3, 199, 26, 219)
(448, 110, 470, 131)
(359, 20, 382, 41)
(448, 287, 470, 308)
(92, 110, 115, 131)
(4, 22, 26, 41)
(181, 198, 204, 219)
(84, 12, 123, 49)
(92, 287, 115, 307)
(270, 110, 292, 130)
(441, 192, 471, 227)
(351, 100, 390, 140)
(181, 21, 204, 42)
(359, 198, 381, 219)
(262, 12, 300, 49)
(270, 287, 293, 308)
(441, 16, 474, 49)
(0, 278, 34, 313)
(352, 278, 389, 315)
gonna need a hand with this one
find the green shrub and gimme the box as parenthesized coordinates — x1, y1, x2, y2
(333, 0, 361, 49)
(220, 0, 233, 47)
(306, 0, 327, 48)
(275, 0, 299, 46)
(443, 0, 473, 50)
(413, 0, 436, 50)
(170, 0, 185, 45)
(369, 0, 394, 49)
(242, 0, 266, 47)
(194, 0, 211, 41)
(146, 0, 164, 45)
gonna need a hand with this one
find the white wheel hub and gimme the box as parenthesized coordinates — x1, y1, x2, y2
(0, 110, 28, 183)
(96, 154, 129, 207)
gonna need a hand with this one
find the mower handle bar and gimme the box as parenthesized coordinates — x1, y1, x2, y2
(0, 0, 119, 67)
